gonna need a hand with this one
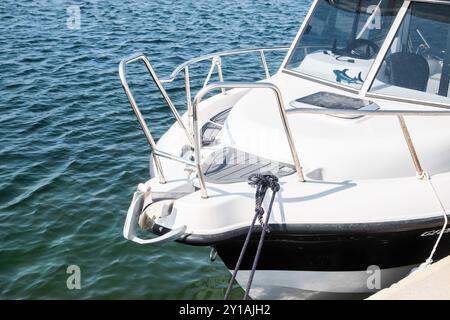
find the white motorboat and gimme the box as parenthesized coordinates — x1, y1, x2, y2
(119, 0, 450, 299)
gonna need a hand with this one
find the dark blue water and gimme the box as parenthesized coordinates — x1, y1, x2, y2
(0, 0, 310, 299)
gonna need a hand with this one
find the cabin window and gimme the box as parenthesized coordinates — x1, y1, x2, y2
(286, 0, 402, 89)
(369, 2, 450, 105)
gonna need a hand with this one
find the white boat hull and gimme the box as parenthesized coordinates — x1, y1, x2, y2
(233, 266, 414, 300)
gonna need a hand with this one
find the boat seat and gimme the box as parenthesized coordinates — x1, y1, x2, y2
(203, 147, 295, 184)
(385, 52, 430, 92)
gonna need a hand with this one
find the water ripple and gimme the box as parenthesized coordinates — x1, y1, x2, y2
(0, 0, 311, 299)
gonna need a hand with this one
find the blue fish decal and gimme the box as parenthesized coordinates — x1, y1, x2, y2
(333, 69, 364, 85)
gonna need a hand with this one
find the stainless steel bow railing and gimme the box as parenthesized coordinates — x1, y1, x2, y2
(119, 53, 195, 184)
(119, 47, 290, 190)
(192, 82, 305, 198)
(120, 46, 450, 200)
(159, 46, 289, 84)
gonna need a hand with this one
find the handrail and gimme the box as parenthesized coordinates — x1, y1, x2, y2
(119, 47, 290, 185)
(193, 82, 305, 199)
(119, 53, 193, 144)
(286, 107, 450, 117)
(119, 53, 195, 184)
(160, 46, 289, 84)
(287, 106, 450, 179)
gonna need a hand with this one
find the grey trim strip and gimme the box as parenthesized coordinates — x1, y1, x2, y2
(282, 70, 359, 94)
(412, 0, 450, 5)
(366, 93, 450, 109)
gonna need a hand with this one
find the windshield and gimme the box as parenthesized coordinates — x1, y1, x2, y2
(286, 0, 402, 89)
(369, 2, 450, 104)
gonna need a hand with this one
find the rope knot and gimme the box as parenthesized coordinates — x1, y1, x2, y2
(248, 173, 280, 192)
(248, 174, 280, 233)
(254, 206, 264, 217)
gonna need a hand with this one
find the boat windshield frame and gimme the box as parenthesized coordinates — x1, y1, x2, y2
(281, 0, 450, 108)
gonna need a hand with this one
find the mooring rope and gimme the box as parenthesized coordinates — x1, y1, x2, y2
(423, 174, 448, 267)
(224, 174, 280, 300)
(410, 173, 449, 274)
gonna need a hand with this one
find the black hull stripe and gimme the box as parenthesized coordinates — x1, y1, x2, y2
(215, 229, 450, 271)
(152, 214, 450, 246)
